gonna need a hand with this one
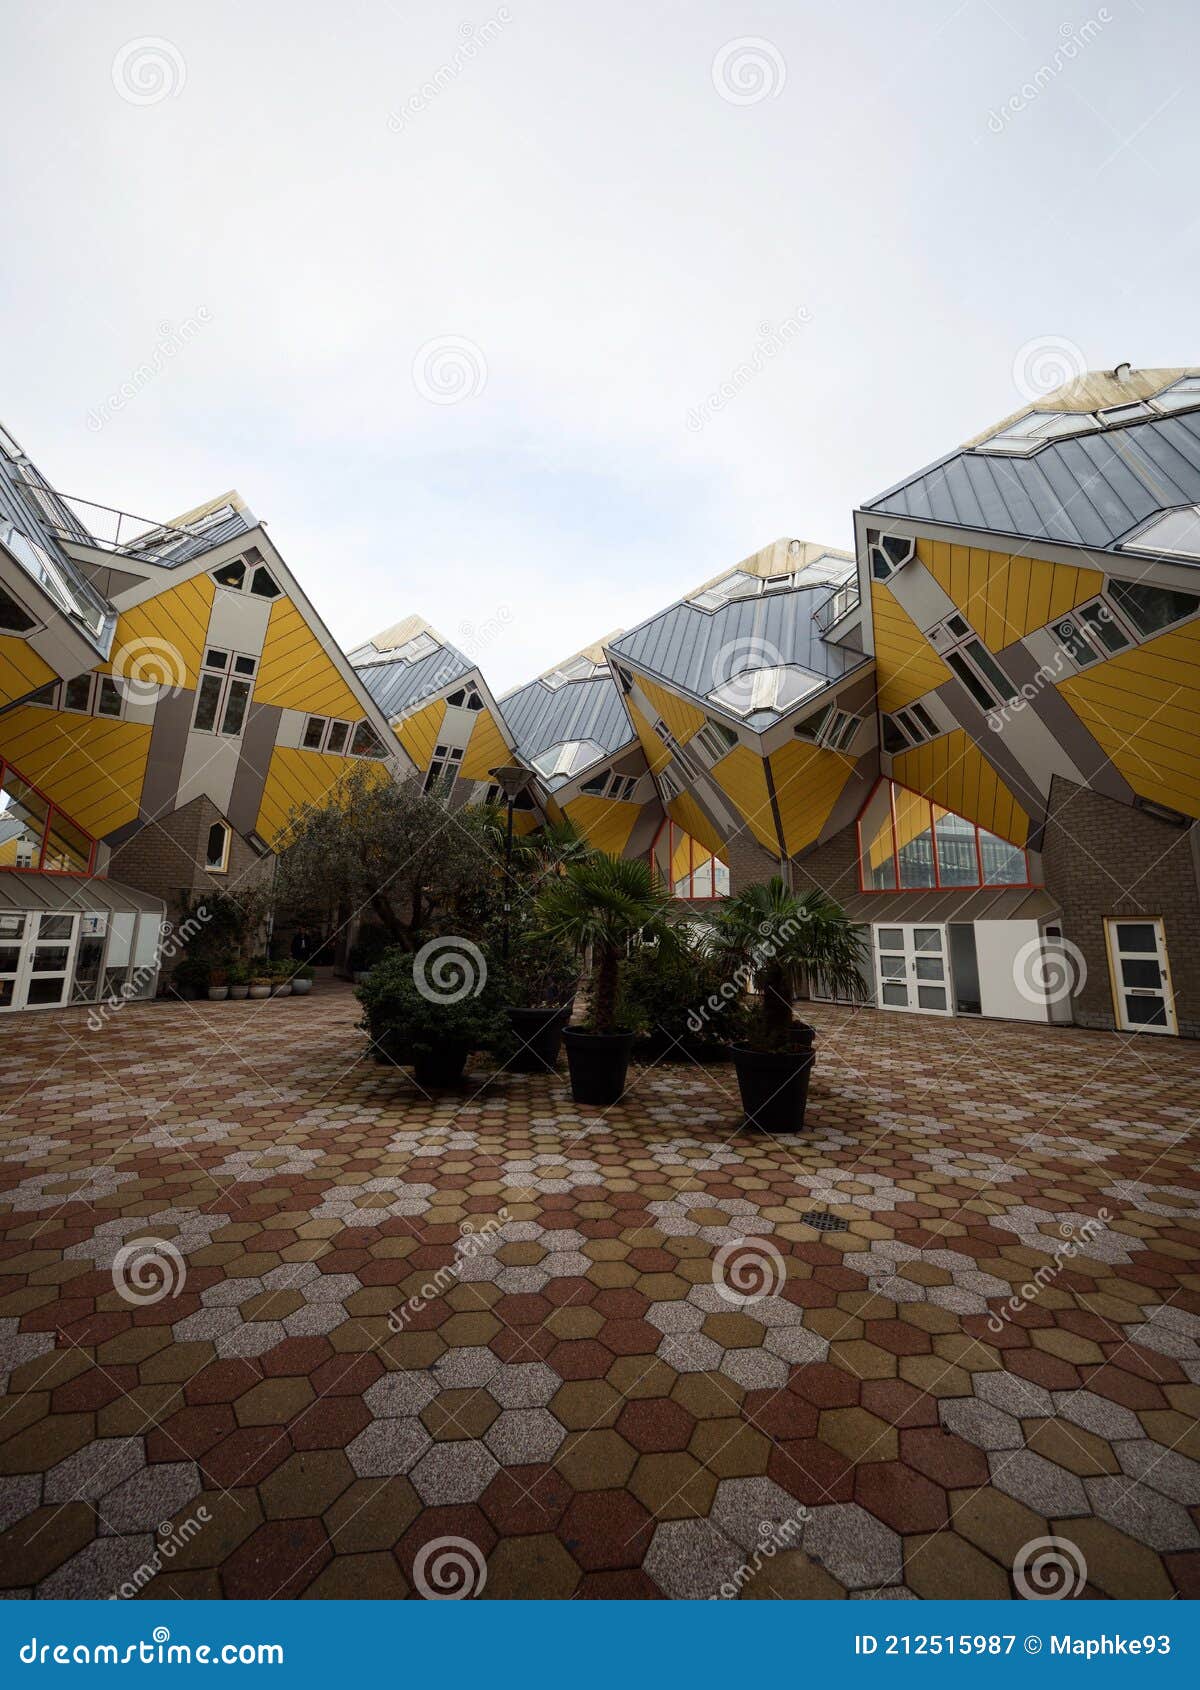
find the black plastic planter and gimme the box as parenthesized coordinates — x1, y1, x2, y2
(562, 1028, 634, 1106)
(730, 1033, 816, 1133)
(505, 1006, 570, 1074)
(412, 1045, 471, 1088)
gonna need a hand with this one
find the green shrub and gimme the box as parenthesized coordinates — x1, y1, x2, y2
(349, 924, 392, 975)
(503, 932, 579, 1012)
(622, 932, 731, 1059)
(357, 946, 513, 1069)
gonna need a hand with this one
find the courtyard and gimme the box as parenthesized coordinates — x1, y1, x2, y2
(1, 983, 1198, 1600)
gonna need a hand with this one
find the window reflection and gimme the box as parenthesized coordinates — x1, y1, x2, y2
(858, 781, 1031, 891)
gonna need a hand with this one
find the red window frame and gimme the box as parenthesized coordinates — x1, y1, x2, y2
(648, 816, 728, 901)
(0, 756, 98, 876)
(855, 776, 1037, 894)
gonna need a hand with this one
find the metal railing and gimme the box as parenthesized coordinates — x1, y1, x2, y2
(812, 580, 861, 633)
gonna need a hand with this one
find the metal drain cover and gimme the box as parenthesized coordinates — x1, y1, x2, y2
(799, 1210, 849, 1233)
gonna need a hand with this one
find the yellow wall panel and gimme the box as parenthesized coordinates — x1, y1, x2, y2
(870, 582, 953, 711)
(393, 698, 447, 770)
(626, 699, 672, 774)
(768, 738, 855, 856)
(255, 746, 388, 846)
(562, 793, 640, 857)
(459, 707, 509, 782)
(254, 598, 362, 719)
(665, 791, 727, 861)
(916, 538, 1102, 647)
(0, 706, 150, 837)
(638, 676, 706, 743)
(1057, 620, 1200, 817)
(102, 573, 216, 687)
(0, 635, 55, 706)
(708, 745, 778, 853)
(891, 728, 1029, 845)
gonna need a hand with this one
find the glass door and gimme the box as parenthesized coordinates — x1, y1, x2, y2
(873, 925, 952, 1015)
(1104, 919, 1176, 1035)
(22, 912, 79, 1008)
(0, 913, 26, 1012)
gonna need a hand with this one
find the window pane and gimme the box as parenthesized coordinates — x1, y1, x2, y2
(859, 785, 897, 889)
(1121, 958, 1161, 989)
(1113, 922, 1158, 954)
(39, 914, 74, 939)
(193, 673, 223, 732)
(205, 823, 228, 869)
(220, 680, 251, 736)
(966, 641, 1014, 702)
(1108, 578, 1199, 636)
(95, 677, 123, 718)
(1125, 995, 1167, 1026)
(933, 807, 978, 886)
(877, 928, 904, 951)
(212, 559, 245, 589)
(1079, 602, 1128, 654)
(894, 788, 935, 888)
(43, 811, 91, 872)
(26, 976, 67, 1004)
(71, 938, 105, 1002)
(917, 986, 947, 1010)
(31, 945, 70, 972)
(913, 928, 942, 952)
(915, 956, 945, 980)
(303, 716, 326, 750)
(0, 770, 48, 865)
(979, 831, 1027, 884)
(205, 648, 229, 670)
(881, 984, 907, 1006)
(249, 566, 281, 599)
(233, 654, 257, 676)
(63, 675, 92, 711)
(325, 721, 349, 755)
(350, 721, 386, 758)
(946, 650, 997, 712)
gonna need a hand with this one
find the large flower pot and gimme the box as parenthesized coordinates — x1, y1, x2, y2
(270, 980, 292, 997)
(505, 1007, 570, 1074)
(730, 1036, 815, 1133)
(563, 1028, 634, 1107)
(248, 983, 271, 999)
(206, 986, 229, 1002)
(228, 984, 249, 1000)
(412, 1045, 470, 1088)
(292, 978, 313, 996)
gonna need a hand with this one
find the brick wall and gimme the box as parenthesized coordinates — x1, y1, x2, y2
(725, 828, 781, 895)
(1041, 776, 1200, 1038)
(107, 798, 275, 933)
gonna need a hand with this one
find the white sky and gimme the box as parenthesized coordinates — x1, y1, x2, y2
(2, 0, 1195, 691)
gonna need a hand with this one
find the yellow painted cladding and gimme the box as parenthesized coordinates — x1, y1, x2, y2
(562, 793, 640, 856)
(0, 635, 55, 707)
(254, 598, 363, 719)
(668, 828, 714, 885)
(891, 728, 1029, 845)
(708, 745, 778, 853)
(664, 791, 726, 861)
(100, 574, 216, 687)
(626, 699, 672, 774)
(870, 583, 953, 712)
(0, 705, 150, 837)
(637, 676, 706, 744)
(768, 739, 855, 856)
(459, 708, 509, 782)
(916, 538, 1103, 649)
(255, 746, 389, 847)
(393, 698, 447, 769)
(1057, 619, 1200, 818)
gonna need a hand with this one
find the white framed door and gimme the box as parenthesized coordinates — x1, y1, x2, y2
(873, 924, 952, 1016)
(0, 911, 80, 1011)
(1105, 918, 1177, 1035)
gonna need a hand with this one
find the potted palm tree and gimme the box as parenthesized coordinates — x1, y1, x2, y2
(536, 854, 677, 1106)
(502, 934, 579, 1074)
(706, 879, 865, 1132)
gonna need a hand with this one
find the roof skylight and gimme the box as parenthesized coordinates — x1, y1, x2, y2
(977, 411, 1098, 456)
(690, 570, 761, 611)
(531, 739, 606, 782)
(1118, 505, 1200, 562)
(707, 664, 823, 720)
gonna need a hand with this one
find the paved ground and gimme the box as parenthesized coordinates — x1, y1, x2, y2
(1, 983, 1199, 1600)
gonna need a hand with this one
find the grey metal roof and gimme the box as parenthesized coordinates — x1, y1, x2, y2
(354, 644, 474, 718)
(500, 673, 633, 767)
(122, 506, 255, 567)
(609, 585, 867, 714)
(0, 869, 164, 915)
(837, 885, 1057, 924)
(866, 408, 1200, 553)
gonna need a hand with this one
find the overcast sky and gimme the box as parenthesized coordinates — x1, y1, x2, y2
(3, 0, 1195, 690)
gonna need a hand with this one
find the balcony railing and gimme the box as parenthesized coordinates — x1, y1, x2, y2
(812, 580, 861, 633)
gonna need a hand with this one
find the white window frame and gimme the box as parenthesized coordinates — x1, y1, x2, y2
(204, 820, 231, 874)
(794, 701, 861, 752)
(424, 743, 464, 794)
(210, 553, 282, 600)
(926, 616, 1015, 712)
(873, 924, 953, 1017)
(1051, 596, 1138, 671)
(28, 673, 125, 720)
(693, 719, 740, 764)
(192, 648, 258, 738)
(867, 533, 916, 582)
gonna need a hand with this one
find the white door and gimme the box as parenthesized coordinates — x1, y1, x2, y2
(0, 911, 79, 1011)
(873, 924, 952, 1016)
(1105, 918, 1177, 1035)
